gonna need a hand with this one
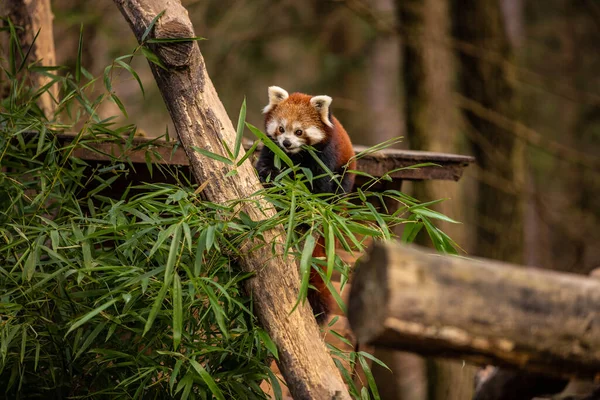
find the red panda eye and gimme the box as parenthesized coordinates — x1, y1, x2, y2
(278, 126, 285, 133)
(294, 129, 303, 136)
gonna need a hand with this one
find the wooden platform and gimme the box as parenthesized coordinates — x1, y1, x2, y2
(57, 134, 474, 183)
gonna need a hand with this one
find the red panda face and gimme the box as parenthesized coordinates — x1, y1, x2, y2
(265, 116, 326, 154)
(263, 86, 333, 154)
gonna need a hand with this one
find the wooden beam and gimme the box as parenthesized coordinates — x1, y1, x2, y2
(112, 1, 351, 398)
(52, 134, 474, 182)
(347, 241, 600, 379)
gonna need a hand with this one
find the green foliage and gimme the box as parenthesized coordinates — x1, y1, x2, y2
(0, 22, 458, 399)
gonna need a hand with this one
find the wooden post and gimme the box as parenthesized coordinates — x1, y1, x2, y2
(1, 0, 58, 117)
(348, 241, 600, 379)
(111, 1, 350, 398)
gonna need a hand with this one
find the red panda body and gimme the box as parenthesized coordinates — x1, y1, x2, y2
(256, 86, 355, 324)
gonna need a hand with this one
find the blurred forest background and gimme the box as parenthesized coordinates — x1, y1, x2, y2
(48, 0, 599, 276)
(9, 0, 600, 398)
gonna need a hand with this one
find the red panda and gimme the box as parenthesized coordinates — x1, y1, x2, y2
(256, 86, 356, 324)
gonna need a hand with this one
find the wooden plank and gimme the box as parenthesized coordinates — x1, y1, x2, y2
(352, 144, 474, 181)
(54, 134, 474, 182)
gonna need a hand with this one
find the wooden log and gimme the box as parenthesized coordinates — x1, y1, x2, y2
(111, 1, 350, 398)
(347, 241, 600, 379)
(472, 268, 600, 400)
(49, 133, 474, 182)
(1, 0, 58, 117)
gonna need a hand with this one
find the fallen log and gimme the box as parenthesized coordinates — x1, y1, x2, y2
(112, 1, 351, 398)
(348, 241, 600, 379)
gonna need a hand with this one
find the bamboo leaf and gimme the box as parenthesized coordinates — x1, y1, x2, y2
(202, 282, 229, 338)
(299, 234, 316, 303)
(367, 202, 390, 240)
(145, 37, 206, 43)
(169, 359, 183, 395)
(143, 283, 169, 336)
(234, 98, 246, 158)
(257, 329, 278, 360)
(75, 24, 83, 82)
(284, 191, 296, 256)
(402, 219, 424, 244)
(236, 139, 259, 167)
(411, 207, 460, 224)
(172, 274, 183, 349)
(111, 93, 128, 118)
(194, 229, 207, 277)
(141, 46, 167, 70)
(20, 326, 26, 363)
(325, 221, 335, 282)
(66, 298, 118, 336)
(359, 355, 381, 400)
(74, 322, 106, 359)
(358, 351, 391, 372)
(164, 224, 182, 282)
(115, 59, 145, 97)
(191, 146, 233, 165)
(266, 368, 283, 400)
(189, 358, 226, 400)
(141, 10, 166, 43)
(246, 123, 294, 168)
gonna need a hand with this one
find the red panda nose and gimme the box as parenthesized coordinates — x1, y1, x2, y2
(282, 139, 292, 148)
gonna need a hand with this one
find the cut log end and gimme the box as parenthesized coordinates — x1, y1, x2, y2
(154, 19, 195, 67)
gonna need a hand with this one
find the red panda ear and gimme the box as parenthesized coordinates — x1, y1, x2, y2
(310, 95, 333, 128)
(263, 86, 289, 114)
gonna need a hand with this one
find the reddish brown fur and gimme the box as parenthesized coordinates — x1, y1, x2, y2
(330, 116, 356, 173)
(265, 93, 357, 171)
(265, 93, 322, 134)
(309, 235, 333, 324)
(258, 89, 356, 324)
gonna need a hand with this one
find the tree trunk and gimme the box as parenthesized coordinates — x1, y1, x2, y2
(398, 1, 474, 398)
(112, 1, 351, 398)
(348, 241, 600, 379)
(451, 0, 523, 264)
(366, 0, 404, 147)
(1, 0, 58, 117)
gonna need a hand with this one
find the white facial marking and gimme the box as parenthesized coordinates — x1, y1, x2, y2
(277, 133, 304, 154)
(266, 120, 278, 137)
(304, 126, 326, 144)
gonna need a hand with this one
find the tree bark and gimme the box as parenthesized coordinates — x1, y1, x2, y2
(398, 1, 474, 398)
(1, 0, 58, 117)
(348, 241, 600, 379)
(366, 0, 404, 147)
(112, 1, 351, 399)
(451, 0, 524, 264)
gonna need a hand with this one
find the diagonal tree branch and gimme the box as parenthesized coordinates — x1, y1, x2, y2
(112, 1, 351, 398)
